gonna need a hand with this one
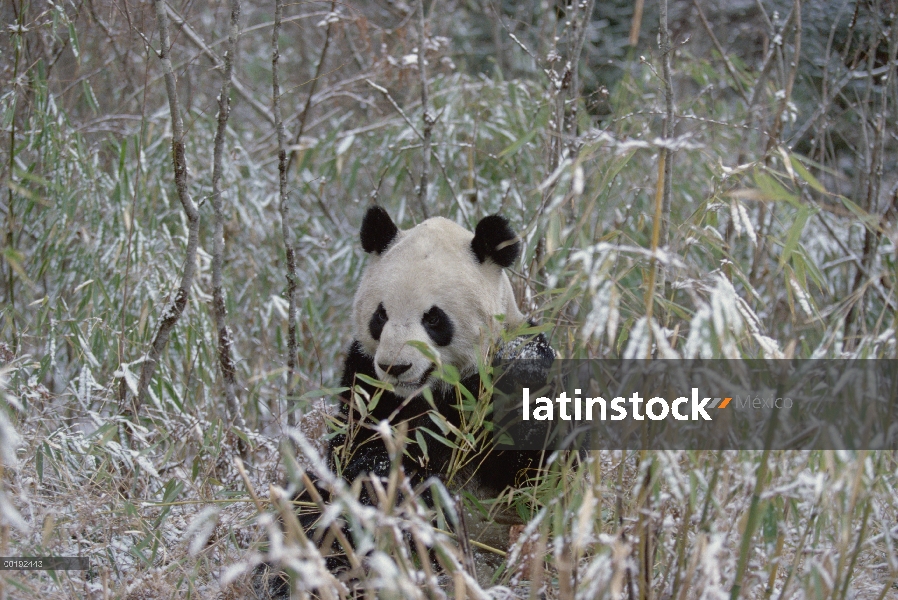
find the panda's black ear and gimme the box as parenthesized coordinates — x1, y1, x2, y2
(471, 215, 520, 268)
(360, 205, 398, 254)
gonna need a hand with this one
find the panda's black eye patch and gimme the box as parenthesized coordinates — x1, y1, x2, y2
(369, 303, 388, 341)
(422, 306, 453, 347)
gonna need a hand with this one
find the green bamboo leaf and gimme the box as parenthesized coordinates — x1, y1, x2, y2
(418, 426, 456, 449)
(161, 479, 184, 504)
(367, 389, 382, 413)
(36, 444, 44, 483)
(406, 340, 440, 365)
(789, 156, 827, 194)
(2, 247, 36, 290)
(414, 429, 429, 461)
(754, 171, 799, 207)
(297, 386, 349, 401)
(352, 387, 368, 420)
(838, 196, 879, 230)
(779, 206, 811, 267)
(435, 364, 460, 385)
(498, 105, 550, 159)
(428, 412, 450, 435)
(421, 386, 437, 410)
(791, 248, 826, 293)
(356, 373, 394, 391)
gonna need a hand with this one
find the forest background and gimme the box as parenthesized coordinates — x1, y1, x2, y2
(0, 0, 897, 598)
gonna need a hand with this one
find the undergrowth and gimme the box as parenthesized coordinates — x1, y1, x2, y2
(1, 0, 896, 598)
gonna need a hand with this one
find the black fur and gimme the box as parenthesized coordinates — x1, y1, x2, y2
(331, 335, 554, 506)
(368, 302, 388, 341)
(471, 215, 520, 267)
(421, 305, 454, 347)
(262, 210, 553, 595)
(360, 205, 399, 254)
(282, 333, 553, 585)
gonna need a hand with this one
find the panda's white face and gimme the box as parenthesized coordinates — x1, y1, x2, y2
(353, 214, 524, 397)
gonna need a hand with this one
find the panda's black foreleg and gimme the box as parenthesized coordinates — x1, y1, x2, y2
(475, 330, 558, 494)
(287, 340, 435, 577)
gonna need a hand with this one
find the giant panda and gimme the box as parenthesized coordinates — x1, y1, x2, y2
(331, 205, 556, 504)
(257, 206, 556, 594)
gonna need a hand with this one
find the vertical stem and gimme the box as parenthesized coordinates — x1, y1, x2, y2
(273, 0, 300, 430)
(417, 0, 431, 219)
(564, 0, 595, 159)
(658, 0, 674, 269)
(765, 0, 802, 154)
(211, 0, 246, 434)
(844, 2, 893, 348)
(285, 1, 336, 174)
(644, 0, 675, 354)
(135, 0, 202, 415)
(119, 44, 152, 403)
(729, 448, 772, 600)
(5, 4, 24, 351)
(543, 0, 594, 207)
(636, 455, 655, 600)
(644, 152, 666, 358)
(629, 0, 645, 46)
(747, 5, 797, 287)
(731, 394, 782, 600)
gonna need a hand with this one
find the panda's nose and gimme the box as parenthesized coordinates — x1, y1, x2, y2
(378, 362, 412, 377)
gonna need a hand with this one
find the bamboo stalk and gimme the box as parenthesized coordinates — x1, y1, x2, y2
(416, 0, 432, 219)
(273, 0, 301, 431)
(210, 0, 246, 440)
(135, 0, 202, 415)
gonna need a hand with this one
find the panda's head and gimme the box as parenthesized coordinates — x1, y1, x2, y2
(352, 206, 526, 396)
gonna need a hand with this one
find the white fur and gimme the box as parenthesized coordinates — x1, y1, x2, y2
(353, 217, 524, 396)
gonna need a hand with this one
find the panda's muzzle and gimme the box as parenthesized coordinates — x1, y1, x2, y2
(377, 362, 412, 377)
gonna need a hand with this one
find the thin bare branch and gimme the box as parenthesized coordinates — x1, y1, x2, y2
(747, 3, 797, 119)
(844, 6, 894, 348)
(164, 4, 274, 125)
(365, 79, 422, 138)
(645, 149, 667, 356)
(118, 43, 152, 405)
(766, 0, 801, 152)
(135, 0, 202, 414)
(656, 0, 675, 317)
(691, 0, 749, 104)
(4, 8, 25, 350)
(273, 0, 301, 431)
(365, 78, 469, 222)
(210, 0, 246, 437)
(747, 3, 799, 286)
(564, 0, 596, 158)
(416, 0, 431, 219)
(285, 1, 337, 174)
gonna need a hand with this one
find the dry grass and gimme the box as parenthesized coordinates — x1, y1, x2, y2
(2, 1, 897, 597)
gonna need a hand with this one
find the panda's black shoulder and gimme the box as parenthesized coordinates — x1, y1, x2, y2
(495, 320, 555, 363)
(493, 322, 556, 391)
(495, 330, 555, 362)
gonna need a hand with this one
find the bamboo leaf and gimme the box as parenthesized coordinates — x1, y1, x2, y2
(789, 155, 827, 194)
(779, 206, 811, 267)
(498, 105, 550, 159)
